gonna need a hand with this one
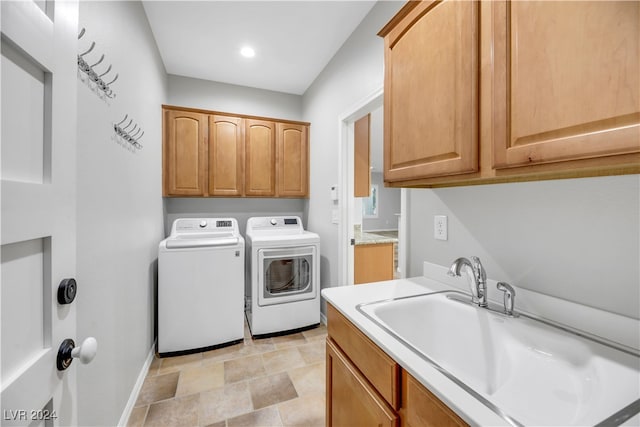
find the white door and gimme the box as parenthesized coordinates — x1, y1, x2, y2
(1, 1, 80, 426)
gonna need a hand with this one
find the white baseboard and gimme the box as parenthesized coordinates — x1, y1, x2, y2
(320, 311, 327, 325)
(118, 341, 156, 427)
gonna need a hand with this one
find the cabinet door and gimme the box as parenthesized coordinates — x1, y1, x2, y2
(354, 243, 394, 284)
(209, 115, 244, 196)
(326, 339, 398, 427)
(277, 122, 309, 197)
(354, 114, 371, 197)
(381, 1, 479, 182)
(492, 1, 640, 169)
(401, 371, 467, 427)
(245, 119, 276, 196)
(164, 109, 207, 196)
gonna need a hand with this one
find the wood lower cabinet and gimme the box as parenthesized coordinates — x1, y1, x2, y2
(326, 339, 398, 427)
(163, 109, 207, 196)
(378, 0, 640, 188)
(401, 371, 466, 427)
(326, 303, 469, 427)
(355, 243, 395, 284)
(163, 105, 310, 197)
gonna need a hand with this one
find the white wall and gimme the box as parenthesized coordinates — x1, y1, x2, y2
(76, 2, 167, 425)
(363, 172, 401, 231)
(167, 74, 302, 120)
(302, 1, 404, 289)
(407, 175, 640, 320)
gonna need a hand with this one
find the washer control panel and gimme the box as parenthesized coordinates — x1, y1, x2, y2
(171, 218, 239, 236)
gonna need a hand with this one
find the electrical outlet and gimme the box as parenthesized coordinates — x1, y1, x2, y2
(434, 215, 448, 240)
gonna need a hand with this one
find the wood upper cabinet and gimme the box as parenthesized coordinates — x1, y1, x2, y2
(354, 114, 371, 197)
(380, 0, 479, 182)
(491, 1, 640, 169)
(163, 105, 309, 197)
(277, 122, 309, 197)
(245, 119, 276, 197)
(209, 115, 244, 196)
(378, 1, 639, 187)
(163, 109, 207, 196)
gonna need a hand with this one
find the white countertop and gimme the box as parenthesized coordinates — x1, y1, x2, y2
(321, 265, 640, 426)
(321, 276, 510, 426)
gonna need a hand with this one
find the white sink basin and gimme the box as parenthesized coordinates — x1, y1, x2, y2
(357, 291, 640, 426)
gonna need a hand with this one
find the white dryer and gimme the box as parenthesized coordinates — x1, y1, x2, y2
(245, 216, 320, 337)
(158, 218, 244, 356)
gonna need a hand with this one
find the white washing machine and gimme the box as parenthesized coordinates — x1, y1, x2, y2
(158, 218, 244, 356)
(245, 216, 320, 337)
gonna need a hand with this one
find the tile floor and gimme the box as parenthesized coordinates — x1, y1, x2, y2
(128, 323, 327, 427)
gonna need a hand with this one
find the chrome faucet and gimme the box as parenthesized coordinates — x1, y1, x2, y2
(448, 256, 488, 307)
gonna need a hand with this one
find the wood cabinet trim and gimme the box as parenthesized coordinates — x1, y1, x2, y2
(162, 104, 310, 127)
(378, 0, 424, 38)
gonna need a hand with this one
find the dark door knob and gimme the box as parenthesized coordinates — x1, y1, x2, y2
(57, 278, 77, 304)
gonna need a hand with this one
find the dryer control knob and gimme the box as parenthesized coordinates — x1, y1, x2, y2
(270, 219, 277, 226)
(199, 220, 207, 228)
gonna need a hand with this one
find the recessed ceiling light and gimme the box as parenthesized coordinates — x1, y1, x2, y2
(240, 46, 255, 58)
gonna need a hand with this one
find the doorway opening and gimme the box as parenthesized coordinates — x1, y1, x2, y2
(337, 88, 407, 286)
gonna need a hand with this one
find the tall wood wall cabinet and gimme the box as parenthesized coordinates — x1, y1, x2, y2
(163, 106, 310, 198)
(354, 113, 371, 197)
(379, 0, 640, 188)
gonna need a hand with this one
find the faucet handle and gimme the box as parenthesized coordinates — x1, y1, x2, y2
(497, 282, 517, 316)
(470, 256, 486, 281)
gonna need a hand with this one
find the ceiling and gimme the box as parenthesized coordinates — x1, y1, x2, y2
(142, 1, 377, 95)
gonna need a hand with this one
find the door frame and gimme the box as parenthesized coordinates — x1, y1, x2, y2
(337, 87, 407, 286)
